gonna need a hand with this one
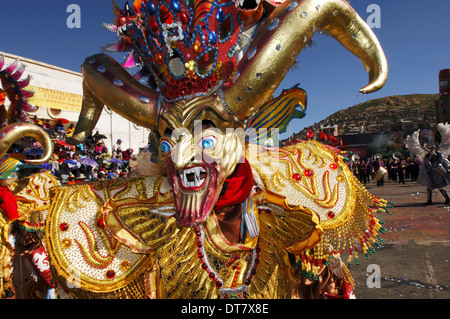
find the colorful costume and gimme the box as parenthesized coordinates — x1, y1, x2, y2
(407, 123, 450, 205)
(0, 56, 56, 299)
(2, 0, 391, 299)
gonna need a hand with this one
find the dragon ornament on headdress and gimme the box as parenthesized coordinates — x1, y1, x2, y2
(34, 0, 392, 299)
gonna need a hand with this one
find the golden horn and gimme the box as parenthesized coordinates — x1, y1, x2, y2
(0, 123, 53, 165)
(68, 53, 159, 144)
(222, 0, 388, 122)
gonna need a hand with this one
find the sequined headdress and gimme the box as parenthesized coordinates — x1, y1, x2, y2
(103, 0, 242, 101)
(70, 0, 388, 142)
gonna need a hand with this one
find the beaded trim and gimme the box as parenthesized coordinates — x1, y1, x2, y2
(149, 205, 175, 217)
(194, 224, 260, 296)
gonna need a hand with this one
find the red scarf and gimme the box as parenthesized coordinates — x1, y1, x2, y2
(0, 186, 19, 221)
(214, 158, 254, 211)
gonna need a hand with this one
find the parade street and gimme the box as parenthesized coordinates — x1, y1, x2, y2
(350, 178, 450, 299)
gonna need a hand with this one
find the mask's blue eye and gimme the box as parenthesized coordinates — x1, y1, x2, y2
(200, 136, 216, 149)
(160, 140, 173, 154)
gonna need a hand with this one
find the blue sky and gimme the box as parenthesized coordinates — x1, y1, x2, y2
(1, 0, 449, 136)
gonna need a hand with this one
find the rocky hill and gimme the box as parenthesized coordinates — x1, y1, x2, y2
(294, 94, 439, 139)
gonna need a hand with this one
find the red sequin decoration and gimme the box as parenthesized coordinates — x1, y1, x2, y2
(59, 223, 69, 231)
(97, 218, 105, 228)
(304, 169, 313, 177)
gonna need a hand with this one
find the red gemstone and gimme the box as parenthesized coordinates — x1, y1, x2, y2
(292, 173, 301, 181)
(59, 223, 69, 231)
(180, 11, 189, 24)
(106, 270, 116, 279)
(327, 211, 335, 219)
(216, 281, 223, 288)
(209, 272, 215, 279)
(329, 163, 338, 170)
(97, 218, 105, 228)
(148, 18, 158, 32)
(304, 170, 313, 177)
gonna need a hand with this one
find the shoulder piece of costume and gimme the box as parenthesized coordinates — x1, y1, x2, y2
(249, 140, 391, 276)
(45, 176, 172, 298)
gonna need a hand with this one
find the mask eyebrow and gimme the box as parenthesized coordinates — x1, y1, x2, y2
(189, 108, 229, 128)
(158, 115, 176, 137)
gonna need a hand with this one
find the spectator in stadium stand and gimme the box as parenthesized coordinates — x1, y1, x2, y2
(66, 174, 76, 185)
(54, 120, 66, 140)
(66, 123, 75, 138)
(49, 153, 59, 175)
(112, 146, 122, 160)
(95, 140, 104, 155)
(43, 119, 51, 130)
(122, 148, 132, 168)
(58, 162, 71, 185)
(100, 146, 111, 163)
(43, 120, 55, 138)
(113, 139, 122, 153)
(97, 171, 106, 181)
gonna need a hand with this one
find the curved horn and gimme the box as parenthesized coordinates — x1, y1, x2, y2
(0, 123, 53, 164)
(68, 53, 159, 144)
(222, 0, 388, 122)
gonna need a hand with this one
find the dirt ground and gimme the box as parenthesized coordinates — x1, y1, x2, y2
(349, 177, 450, 299)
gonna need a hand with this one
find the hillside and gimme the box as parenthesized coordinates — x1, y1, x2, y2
(294, 94, 439, 138)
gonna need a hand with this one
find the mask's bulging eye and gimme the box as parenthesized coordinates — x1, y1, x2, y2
(200, 136, 217, 150)
(160, 140, 173, 154)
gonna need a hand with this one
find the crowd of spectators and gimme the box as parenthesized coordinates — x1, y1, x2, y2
(11, 118, 138, 185)
(347, 156, 421, 186)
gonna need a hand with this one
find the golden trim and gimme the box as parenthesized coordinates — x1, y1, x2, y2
(248, 141, 359, 230)
(45, 183, 154, 294)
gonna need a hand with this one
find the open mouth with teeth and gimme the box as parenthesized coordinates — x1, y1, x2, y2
(168, 160, 221, 227)
(178, 165, 208, 191)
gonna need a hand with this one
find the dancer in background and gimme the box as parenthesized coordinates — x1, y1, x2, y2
(407, 123, 450, 205)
